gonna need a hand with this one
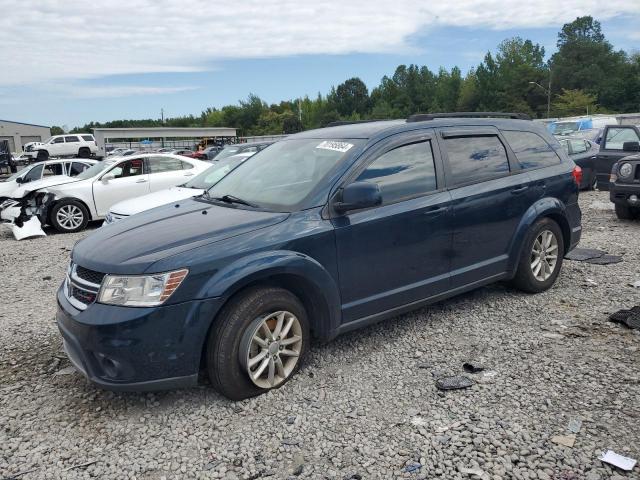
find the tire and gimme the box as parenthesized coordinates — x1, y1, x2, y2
(206, 286, 309, 400)
(36, 150, 49, 162)
(589, 172, 598, 191)
(50, 199, 89, 233)
(615, 203, 635, 220)
(511, 218, 564, 294)
(78, 147, 90, 158)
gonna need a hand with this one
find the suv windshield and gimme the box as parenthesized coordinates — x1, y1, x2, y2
(185, 157, 247, 189)
(207, 138, 362, 211)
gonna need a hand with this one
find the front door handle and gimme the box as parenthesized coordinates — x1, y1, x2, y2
(423, 206, 448, 216)
(183, 173, 194, 177)
(511, 185, 529, 194)
(135, 179, 147, 183)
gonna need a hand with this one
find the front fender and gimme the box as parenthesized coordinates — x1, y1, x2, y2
(507, 197, 570, 275)
(199, 250, 342, 339)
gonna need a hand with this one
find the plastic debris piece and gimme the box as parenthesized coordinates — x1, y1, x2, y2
(551, 434, 576, 447)
(565, 248, 605, 261)
(53, 366, 76, 376)
(483, 370, 498, 378)
(458, 465, 489, 479)
(436, 376, 474, 391)
(585, 254, 623, 265)
(404, 463, 421, 473)
(599, 450, 637, 471)
(463, 361, 485, 373)
(568, 418, 582, 434)
(630, 280, 640, 288)
(609, 307, 640, 330)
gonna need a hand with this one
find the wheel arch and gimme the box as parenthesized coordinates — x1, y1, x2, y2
(48, 196, 93, 224)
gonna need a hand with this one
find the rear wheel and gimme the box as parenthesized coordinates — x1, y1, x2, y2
(511, 218, 564, 293)
(50, 199, 89, 233)
(78, 147, 90, 158)
(36, 150, 48, 162)
(615, 203, 636, 220)
(206, 287, 308, 400)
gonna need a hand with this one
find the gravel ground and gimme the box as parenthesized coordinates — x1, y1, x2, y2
(1, 190, 639, 480)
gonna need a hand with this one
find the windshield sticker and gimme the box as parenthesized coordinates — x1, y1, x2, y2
(316, 141, 354, 153)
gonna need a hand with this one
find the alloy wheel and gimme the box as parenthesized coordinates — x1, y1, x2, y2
(530, 230, 559, 282)
(241, 310, 303, 389)
(56, 205, 84, 230)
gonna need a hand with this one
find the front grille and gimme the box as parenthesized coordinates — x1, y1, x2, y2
(75, 265, 106, 285)
(70, 284, 98, 305)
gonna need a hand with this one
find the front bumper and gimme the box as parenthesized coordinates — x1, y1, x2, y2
(56, 285, 223, 391)
(610, 183, 640, 207)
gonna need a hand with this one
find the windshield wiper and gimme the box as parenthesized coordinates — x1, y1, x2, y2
(211, 194, 258, 208)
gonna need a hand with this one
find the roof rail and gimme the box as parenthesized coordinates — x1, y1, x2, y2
(407, 112, 532, 122)
(325, 119, 384, 127)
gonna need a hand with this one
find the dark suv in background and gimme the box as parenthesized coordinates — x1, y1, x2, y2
(57, 112, 582, 400)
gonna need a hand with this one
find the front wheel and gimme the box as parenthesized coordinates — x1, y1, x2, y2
(615, 203, 635, 220)
(36, 150, 49, 162)
(206, 287, 309, 400)
(511, 218, 564, 293)
(50, 199, 89, 233)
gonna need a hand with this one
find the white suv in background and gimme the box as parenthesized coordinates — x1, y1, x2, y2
(22, 134, 98, 161)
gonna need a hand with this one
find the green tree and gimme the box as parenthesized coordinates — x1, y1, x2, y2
(50, 125, 64, 135)
(333, 78, 370, 117)
(552, 89, 598, 116)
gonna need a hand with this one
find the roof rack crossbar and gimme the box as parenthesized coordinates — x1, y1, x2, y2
(407, 112, 531, 122)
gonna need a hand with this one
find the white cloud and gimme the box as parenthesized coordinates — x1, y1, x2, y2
(58, 85, 199, 98)
(1, 0, 638, 88)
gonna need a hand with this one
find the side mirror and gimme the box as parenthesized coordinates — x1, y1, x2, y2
(334, 181, 382, 213)
(101, 174, 114, 184)
(622, 141, 640, 152)
(15, 176, 24, 184)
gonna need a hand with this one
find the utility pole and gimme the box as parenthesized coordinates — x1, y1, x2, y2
(298, 98, 302, 122)
(529, 78, 551, 119)
(161, 108, 164, 125)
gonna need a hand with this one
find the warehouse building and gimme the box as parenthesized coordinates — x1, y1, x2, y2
(0, 119, 51, 153)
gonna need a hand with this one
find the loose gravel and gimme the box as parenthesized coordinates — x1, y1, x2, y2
(1, 190, 639, 480)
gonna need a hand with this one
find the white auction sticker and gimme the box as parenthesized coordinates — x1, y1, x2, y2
(316, 141, 354, 153)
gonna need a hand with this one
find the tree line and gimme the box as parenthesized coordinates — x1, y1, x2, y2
(66, 16, 640, 137)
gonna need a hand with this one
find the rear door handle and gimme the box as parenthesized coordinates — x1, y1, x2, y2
(511, 186, 529, 194)
(184, 173, 194, 177)
(135, 179, 147, 183)
(423, 206, 448, 216)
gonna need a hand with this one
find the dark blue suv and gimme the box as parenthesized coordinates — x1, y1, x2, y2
(57, 113, 582, 399)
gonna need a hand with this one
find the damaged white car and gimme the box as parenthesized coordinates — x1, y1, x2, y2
(0, 153, 210, 239)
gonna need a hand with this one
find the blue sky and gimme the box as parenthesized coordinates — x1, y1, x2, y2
(1, 0, 638, 129)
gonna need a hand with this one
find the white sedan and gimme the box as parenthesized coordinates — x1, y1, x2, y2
(0, 159, 95, 197)
(17, 153, 210, 233)
(104, 153, 253, 224)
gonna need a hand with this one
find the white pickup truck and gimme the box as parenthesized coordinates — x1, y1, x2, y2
(22, 134, 98, 161)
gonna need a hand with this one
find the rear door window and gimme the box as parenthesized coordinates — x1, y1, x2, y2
(355, 141, 437, 205)
(568, 139, 588, 154)
(64, 136, 79, 143)
(603, 127, 640, 150)
(81, 135, 94, 142)
(443, 135, 510, 185)
(502, 130, 560, 169)
(43, 163, 65, 176)
(148, 156, 185, 173)
(110, 159, 145, 178)
(69, 162, 90, 176)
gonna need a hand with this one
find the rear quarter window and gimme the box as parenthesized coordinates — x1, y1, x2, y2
(81, 135, 94, 142)
(443, 135, 510, 185)
(502, 130, 561, 169)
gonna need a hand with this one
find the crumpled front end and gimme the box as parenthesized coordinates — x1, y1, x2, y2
(0, 191, 55, 240)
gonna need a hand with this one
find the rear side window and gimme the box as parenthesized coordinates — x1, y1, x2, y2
(148, 156, 184, 173)
(81, 135, 94, 142)
(65, 136, 79, 143)
(502, 130, 560, 170)
(356, 141, 437, 205)
(43, 163, 64, 176)
(603, 127, 640, 150)
(444, 135, 509, 185)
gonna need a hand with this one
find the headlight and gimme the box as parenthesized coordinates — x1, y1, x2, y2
(619, 162, 633, 178)
(98, 269, 188, 307)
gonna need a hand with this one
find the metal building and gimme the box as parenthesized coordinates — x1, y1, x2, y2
(0, 119, 51, 153)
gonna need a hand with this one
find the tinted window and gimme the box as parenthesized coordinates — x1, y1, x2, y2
(604, 127, 640, 150)
(52, 137, 65, 144)
(356, 141, 437, 204)
(110, 159, 144, 178)
(65, 136, 79, 143)
(69, 162, 89, 176)
(148, 156, 184, 173)
(81, 135, 94, 141)
(43, 163, 64, 176)
(23, 164, 43, 182)
(569, 139, 588, 154)
(444, 135, 509, 184)
(502, 130, 560, 169)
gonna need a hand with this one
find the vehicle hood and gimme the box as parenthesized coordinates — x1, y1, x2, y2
(110, 186, 204, 216)
(0, 181, 18, 197)
(72, 198, 290, 274)
(7, 175, 80, 198)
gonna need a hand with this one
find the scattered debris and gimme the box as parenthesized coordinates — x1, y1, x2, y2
(1, 467, 39, 479)
(609, 307, 640, 330)
(551, 434, 576, 448)
(583, 278, 598, 287)
(458, 465, 490, 479)
(585, 254, 623, 265)
(343, 474, 362, 480)
(598, 450, 637, 471)
(542, 332, 564, 339)
(436, 376, 474, 391)
(410, 416, 428, 427)
(281, 438, 299, 446)
(42, 275, 52, 281)
(53, 366, 76, 376)
(629, 280, 640, 288)
(64, 460, 97, 471)
(404, 463, 421, 473)
(286, 416, 296, 425)
(0, 191, 55, 240)
(567, 418, 582, 434)
(204, 460, 222, 471)
(463, 361, 485, 373)
(482, 370, 498, 378)
(565, 248, 606, 261)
